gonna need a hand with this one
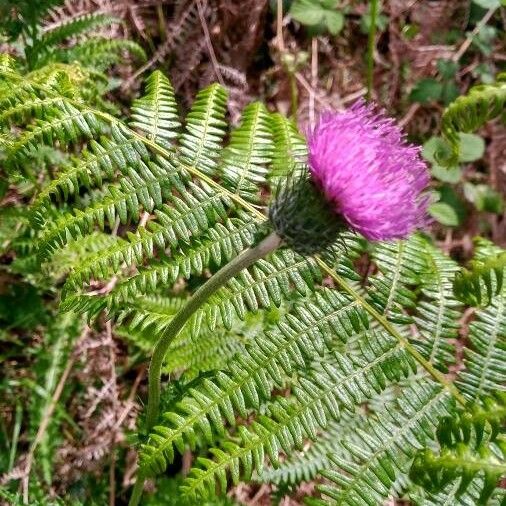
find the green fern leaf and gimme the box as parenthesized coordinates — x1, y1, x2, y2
(130, 70, 180, 147)
(453, 252, 506, 307)
(60, 38, 146, 70)
(316, 381, 454, 505)
(456, 240, 506, 401)
(269, 112, 307, 183)
(259, 410, 367, 486)
(367, 235, 428, 323)
(8, 103, 101, 164)
(179, 83, 228, 176)
(410, 395, 506, 504)
(38, 14, 119, 50)
(456, 298, 506, 401)
(139, 288, 369, 477)
(411, 238, 461, 370)
(220, 102, 273, 204)
(179, 331, 416, 500)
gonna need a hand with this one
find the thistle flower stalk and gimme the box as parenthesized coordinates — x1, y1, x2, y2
(130, 231, 282, 506)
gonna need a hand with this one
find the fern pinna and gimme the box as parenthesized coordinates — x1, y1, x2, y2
(1, 56, 506, 505)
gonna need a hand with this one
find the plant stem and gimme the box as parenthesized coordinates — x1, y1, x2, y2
(145, 231, 282, 431)
(366, 0, 378, 100)
(128, 232, 282, 506)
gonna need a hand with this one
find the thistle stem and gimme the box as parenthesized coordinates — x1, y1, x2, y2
(145, 231, 282, 430)
(129, 232, 283, 506)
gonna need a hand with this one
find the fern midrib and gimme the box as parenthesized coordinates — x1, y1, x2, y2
(150, 72, 163, 141)
(142, 299, 363, 469)
(144, 71, 165, 142)
(187, 86, 222, 172)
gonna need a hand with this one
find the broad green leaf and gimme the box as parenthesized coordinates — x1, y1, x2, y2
(429, 202, 459, 226)
(431, 164, 462, 184)
(325, 11, 344, 35)
(437, 59, 459, 80)
(458, 133, 485, 163)
(289, 0, 344, 35)
(422, 136, 452, 165)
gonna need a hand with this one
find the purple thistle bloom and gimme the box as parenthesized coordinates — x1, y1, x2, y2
(307, 100, 431, 241)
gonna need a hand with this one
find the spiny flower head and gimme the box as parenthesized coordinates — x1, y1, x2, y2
(308, 100, 431, 241)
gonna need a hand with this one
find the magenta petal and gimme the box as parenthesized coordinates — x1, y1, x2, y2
(307, 100, 431, 241)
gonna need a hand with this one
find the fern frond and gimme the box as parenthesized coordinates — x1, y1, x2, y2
(409, 479, 506, 506)
(60, 223, 170, 294)
(220, 102, 273, 204)
(316, 381, 454, 506)
(367, 235, 428, 323)
(269, 112, 307, 182)
(8, 103, 101, 164)
(130, 70, 180, 146)
(112, 248, 320, 338)
(163, 323, 252, 378)
(38, 157, 232, 263)
(114, 295, 192, 338)
(189, 250, 322, 335)
(31, 130, 151, 222)
(179, 332, 416, 500)
(441, 73, 506, 165)
(412, 239, 461, 370)
(39, 14, 119, 49)
(456, 240, 506, 401)
(60, 38, 146, 71)
(453, 252, 506, 307)
(0, 95, 68, 125)
(37, 176, 163, 260)
(43, 231, 120, 280)
(78, 216, 259, 315)
(179, 84, 228, 176)
(456, 297, 506, 401)
(410, 395, 506, 504)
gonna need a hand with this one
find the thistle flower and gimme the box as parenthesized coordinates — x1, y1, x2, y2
(307, 100, 431, 241)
